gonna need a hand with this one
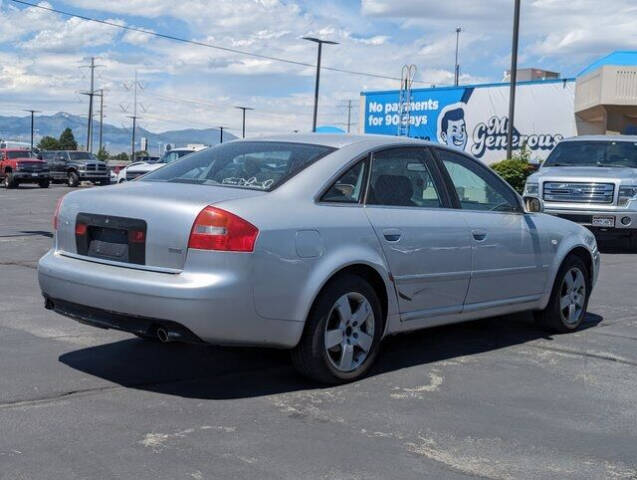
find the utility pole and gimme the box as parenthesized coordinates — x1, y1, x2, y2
(454, 27, 463, 86)
(303, 37, 339, 132)
(24, 109, 40, 151)
(219, 126, 225, 144)
(235, 106, 253, 138)
(123, 71, 143, 162)
(80, 57, 101, 153)
(346, 100, 352, 133)
(506, 0, 521, 159)
(97, 89, 104, 153)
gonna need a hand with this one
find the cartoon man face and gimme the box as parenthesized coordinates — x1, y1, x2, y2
(440, 107, 468, 151)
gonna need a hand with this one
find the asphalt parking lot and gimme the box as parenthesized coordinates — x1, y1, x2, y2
(1, 184, 636, 480)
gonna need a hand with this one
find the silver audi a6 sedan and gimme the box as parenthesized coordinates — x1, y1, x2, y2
(39, 134, 600, 383)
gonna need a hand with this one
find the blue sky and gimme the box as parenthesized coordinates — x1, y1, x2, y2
(1, 0, 636, 137)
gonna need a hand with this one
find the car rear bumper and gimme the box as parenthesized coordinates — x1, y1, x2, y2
(38, 249, 303, 348)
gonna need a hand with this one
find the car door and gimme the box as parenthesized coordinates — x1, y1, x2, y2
(363, 147, 473, 321)
(51, 152, 67, 180)
(434, 148, 547, 309)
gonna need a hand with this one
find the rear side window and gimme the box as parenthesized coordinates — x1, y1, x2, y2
(367, 148, 442, 208)
(143, 141, 335, 191)
(322, 160, 368, 203)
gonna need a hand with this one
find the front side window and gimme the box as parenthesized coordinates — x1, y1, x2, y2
(322, 160, 368, 203)
(68, 152, 98, 161)
(437, 149, 519, 212)
(6, 150, 35, 159)
(367, 148, 442, 208)
(143, 141, 335, 191)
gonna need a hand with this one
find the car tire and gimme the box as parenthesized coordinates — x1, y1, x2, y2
(4, 173, 17, 189)
(291, 274, 383, 384)
(535, 254, 590, 333)
(39, 179, 50, 188)
(67, 171, 80, 187)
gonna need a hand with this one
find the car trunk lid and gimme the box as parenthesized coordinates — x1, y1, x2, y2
(56, 181, 265, 270)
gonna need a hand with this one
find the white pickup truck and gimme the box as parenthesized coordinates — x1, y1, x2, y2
(524, 135, 637, 248)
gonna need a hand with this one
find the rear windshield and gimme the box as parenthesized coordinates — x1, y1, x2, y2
(142, 141, 336, 191)
(544, 141, 637, 168)
(6, 150, 34, 159)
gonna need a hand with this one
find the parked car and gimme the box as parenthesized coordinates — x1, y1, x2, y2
(40, 150, 109, 187)
(117, 147, 201, 183)
(39, 135, 599, 383)
(524, 135, 637, 248)
(0, 148, 50, 188)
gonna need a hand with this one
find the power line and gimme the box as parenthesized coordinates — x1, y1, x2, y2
(10, 0, 416, 83)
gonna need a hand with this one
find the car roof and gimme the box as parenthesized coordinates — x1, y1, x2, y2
(561, 135, 637, 143)
(243, 133, 431, 149)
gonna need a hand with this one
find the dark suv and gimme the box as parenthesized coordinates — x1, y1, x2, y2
(41, 150, 109, 187)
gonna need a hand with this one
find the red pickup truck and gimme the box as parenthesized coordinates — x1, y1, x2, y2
(0, 149, 51, 189)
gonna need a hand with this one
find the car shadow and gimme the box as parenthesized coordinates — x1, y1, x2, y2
(595, 233, 635, 253)
(59, 312, 603, 400)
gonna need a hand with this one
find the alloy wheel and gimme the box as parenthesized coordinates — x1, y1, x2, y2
(559, 267, 586, 326)
(324, 292, 375, 373)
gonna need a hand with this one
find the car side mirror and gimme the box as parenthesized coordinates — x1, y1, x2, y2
(523, 196, 544, 213)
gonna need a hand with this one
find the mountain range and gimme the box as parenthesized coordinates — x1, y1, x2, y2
(0, 112, 236, 154)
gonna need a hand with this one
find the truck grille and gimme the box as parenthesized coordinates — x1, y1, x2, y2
(543, 182, 614, 204)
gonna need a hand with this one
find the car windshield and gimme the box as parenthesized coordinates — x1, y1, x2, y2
(157, 150, 193, 164)
(143, 141, 335, 191)
(7, 150, 34, 159)
(544, 141, 637, 168)
(68, 152, 98, 161)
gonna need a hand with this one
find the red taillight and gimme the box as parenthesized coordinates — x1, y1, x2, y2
(128, 230, 145, 243)
(188, 206, 258, 252)
(75, 223, 87, 236)
(53, 195, 65, 231)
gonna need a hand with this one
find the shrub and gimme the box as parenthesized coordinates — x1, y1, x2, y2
(491, 159, 534, 193)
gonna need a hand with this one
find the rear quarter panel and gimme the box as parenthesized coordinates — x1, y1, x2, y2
(218, 194, 399, 335)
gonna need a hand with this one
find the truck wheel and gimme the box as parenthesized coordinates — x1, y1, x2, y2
(535, 254, 589, 333)
(98, 179, 110, 186)
(38, 179, 50, 188)
(4, 173, 17, 189)
(628, 232, 637, 252)
(291, 274, 383, 384)
(67, 171, 80, 187)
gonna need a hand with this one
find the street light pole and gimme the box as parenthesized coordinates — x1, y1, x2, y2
(235, 106, 253, 138)
(303, 36, 339, 132)
(454, 27, 462, 86)
(506, 0, 521, 160)
(24, 109, 40, 151)
(219, 126, 225, 144)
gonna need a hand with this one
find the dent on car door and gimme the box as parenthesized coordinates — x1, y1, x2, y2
(363, 147, 473, 320)
(435, 148, 547, 308)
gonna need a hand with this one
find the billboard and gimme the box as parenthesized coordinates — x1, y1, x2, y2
(361, 79, 577, 164)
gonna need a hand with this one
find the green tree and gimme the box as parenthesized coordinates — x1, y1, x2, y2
(37, 136, 60, 150)
(111, 152, 129, 161)
(96, 146, 109, 161)
(58, 128, 78, 150)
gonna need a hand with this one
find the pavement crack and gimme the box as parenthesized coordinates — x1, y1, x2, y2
(527, 343, 637, 367)
(0, 261, 37, 270)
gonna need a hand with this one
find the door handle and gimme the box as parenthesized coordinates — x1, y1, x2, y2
(472, 230, 488, 242)
(382, 228, 402, 242)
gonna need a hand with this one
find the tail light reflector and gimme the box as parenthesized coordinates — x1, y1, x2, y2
(188, 206, 258, 252)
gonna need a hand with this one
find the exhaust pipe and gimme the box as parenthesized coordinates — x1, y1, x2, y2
(156, 327, 169, 343)
(156, 327, 183, 343)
